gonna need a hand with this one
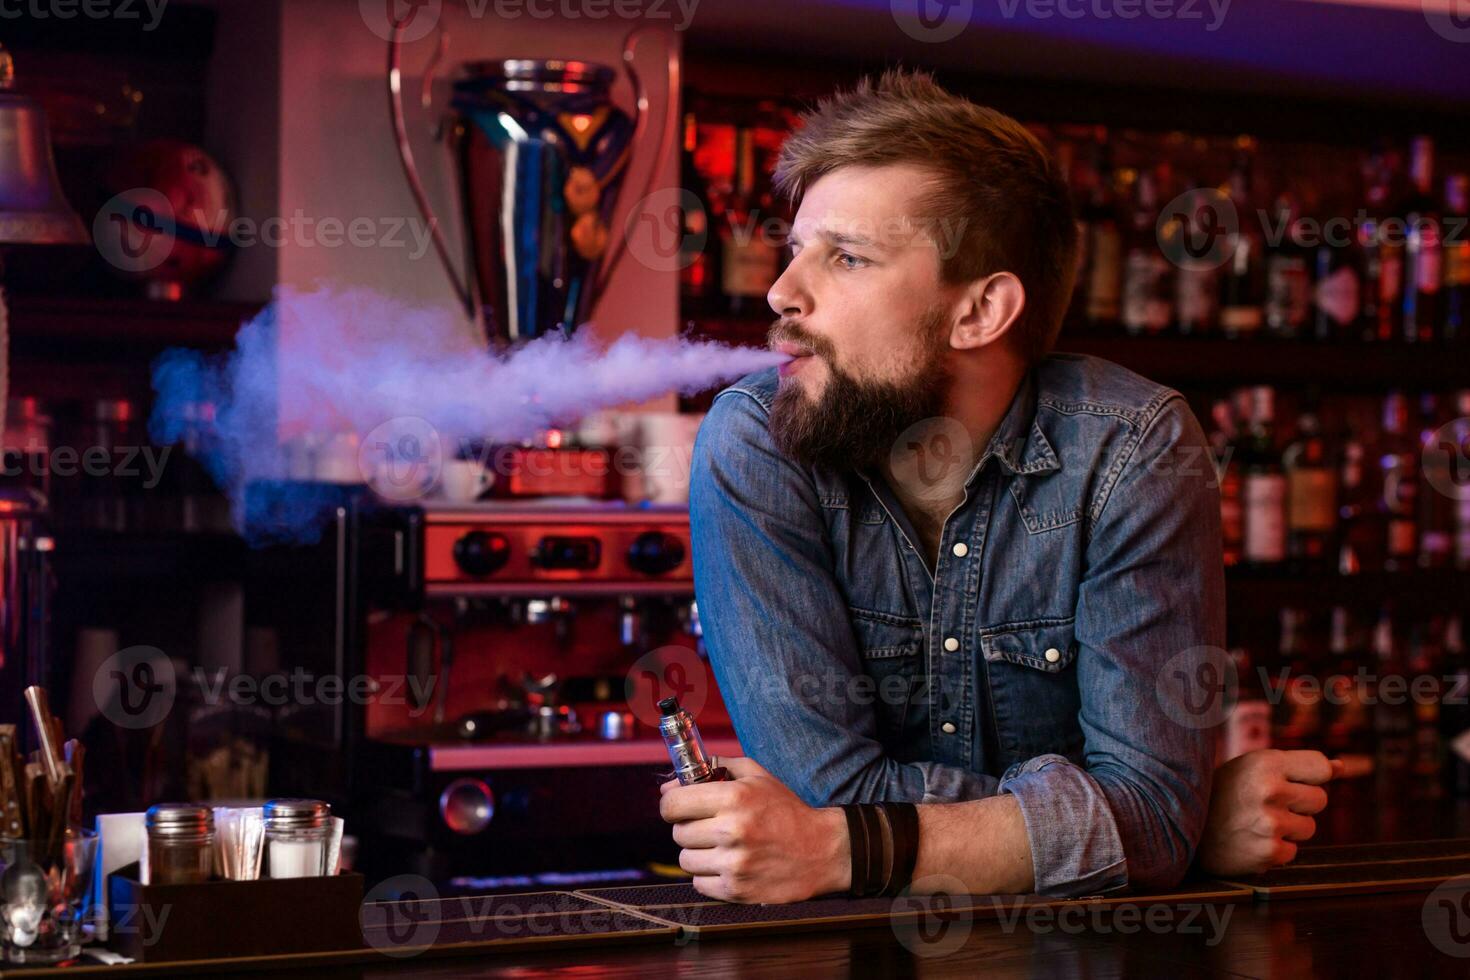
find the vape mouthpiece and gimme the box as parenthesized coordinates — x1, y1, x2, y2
(657, 696, 680, 717)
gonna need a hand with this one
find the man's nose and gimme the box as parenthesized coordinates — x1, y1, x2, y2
(767, 256, 807, 319)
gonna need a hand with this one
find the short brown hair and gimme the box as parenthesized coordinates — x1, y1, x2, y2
(773, 68, 1078, 366)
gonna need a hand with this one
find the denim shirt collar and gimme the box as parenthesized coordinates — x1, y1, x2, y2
(967, 369, 1060, 486)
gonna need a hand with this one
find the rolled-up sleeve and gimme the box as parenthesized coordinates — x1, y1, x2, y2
(1002, 395, 1225, 895)
(690, 389, 1000, 807)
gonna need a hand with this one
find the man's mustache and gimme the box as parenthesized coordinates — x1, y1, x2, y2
(767, 319, 836, 361)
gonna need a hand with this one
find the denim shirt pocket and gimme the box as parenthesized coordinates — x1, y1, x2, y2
(849, 606, 925, 749)
(979, 618, 1085, 765)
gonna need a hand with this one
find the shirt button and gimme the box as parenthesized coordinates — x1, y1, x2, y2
(943, 637, 959, 652)
(951, 542, 968, 557)
(1044, 647, 1062, 663)
(941, 722, 957, 734)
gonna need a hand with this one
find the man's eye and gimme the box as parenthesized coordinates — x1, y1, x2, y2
(835, 252, 866, 270)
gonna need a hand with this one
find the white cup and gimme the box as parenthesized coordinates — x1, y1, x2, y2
(437, 459, 494, 502)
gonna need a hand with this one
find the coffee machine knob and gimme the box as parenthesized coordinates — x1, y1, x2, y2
(453, 531, 510, 576)
(440, 777, 495, 835)
(627, 531, 686, 575)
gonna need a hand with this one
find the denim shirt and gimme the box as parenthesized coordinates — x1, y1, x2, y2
(688, 352, 1225, 897)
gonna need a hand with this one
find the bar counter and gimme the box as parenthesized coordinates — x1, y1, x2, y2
(5, 776, 1469, 978)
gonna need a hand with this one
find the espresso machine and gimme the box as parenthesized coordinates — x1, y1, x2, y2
(245, 484, 738, 886)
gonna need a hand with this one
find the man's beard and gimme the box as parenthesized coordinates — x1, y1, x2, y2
(767, 309, 952, 473)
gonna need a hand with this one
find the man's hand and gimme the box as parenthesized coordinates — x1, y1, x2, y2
(659, 756, 851, 903)
(1196, 749, 1342, 876)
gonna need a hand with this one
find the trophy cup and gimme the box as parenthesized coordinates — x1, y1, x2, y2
(388, 19, 676, 347)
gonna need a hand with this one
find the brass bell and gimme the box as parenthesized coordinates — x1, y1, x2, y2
(0, 43, 88, 246)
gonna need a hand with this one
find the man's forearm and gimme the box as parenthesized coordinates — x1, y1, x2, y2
(816, 794, 1035, 896)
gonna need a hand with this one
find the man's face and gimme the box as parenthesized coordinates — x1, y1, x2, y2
(766, 164, 956, 471)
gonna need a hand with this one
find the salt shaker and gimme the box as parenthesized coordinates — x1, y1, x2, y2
(145, 803, 215, 885)
(263, 799, 331, 878)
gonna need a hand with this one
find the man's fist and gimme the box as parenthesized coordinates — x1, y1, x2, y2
(659, 756, 851, 903)
(1196, 749, 1342, 876)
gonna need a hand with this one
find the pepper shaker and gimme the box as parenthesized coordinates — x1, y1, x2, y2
(145, 804, 215, 885)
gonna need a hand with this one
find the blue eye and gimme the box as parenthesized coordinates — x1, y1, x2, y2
(836, 252, 866, 270)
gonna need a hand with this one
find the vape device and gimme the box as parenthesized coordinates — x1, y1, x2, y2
(657, 697, 730, 785)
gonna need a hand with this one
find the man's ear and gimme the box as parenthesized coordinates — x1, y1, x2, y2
(948, 272, 1026, 351)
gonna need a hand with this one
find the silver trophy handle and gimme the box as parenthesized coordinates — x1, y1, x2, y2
(387, 13, 487, 342)
(587, 25, 680, 317)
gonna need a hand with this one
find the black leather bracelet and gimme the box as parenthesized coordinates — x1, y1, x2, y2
(858, 803, 886, 897)
(879, 802, 920, 896)
(841, 804, 869, 897)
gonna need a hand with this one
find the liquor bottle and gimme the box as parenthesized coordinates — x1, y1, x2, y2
(1283, 406, 1336, 573)
(1310, 198, 1362, 342)
(1417, 393, 1453, 569)
(1174, 178, 1221, 336)
(1409, 617, 1445, 798)
(1371, 606, 1413, 773)
(1219, 140, 1265, 340)
(678, 111, 719, 315)
(1359, 152, 1404, 343)
(1263, 192, 1311, 339)
(1336, 423, 1375, 574)
(719, 127, 780, 318)
(1211, 398, 1244, 568)
(1378, 391, 1420, 572)
(1121, 169, 1173, 335)
(1059, 138, 1090, 327)
(1401, 136, 1443, 344)
(1083, 136, 1123, 331)
(1443, 174, 1470, 344)
(1325, 606, 1372, 756)
(1275, 607, 1323, 749)
(1441, 615, 1470, 798)
(1241, 386, 1286, 566)
(1455, 391, 1470, 570)
(1222, 645, 1272, 765)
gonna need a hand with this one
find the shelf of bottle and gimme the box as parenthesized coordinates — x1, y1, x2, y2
(1225, 567, 1470, 612)
(683, 311, 1469, 391)
(8, 294, 263, 354)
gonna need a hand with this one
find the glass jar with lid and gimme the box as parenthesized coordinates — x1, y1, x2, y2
(144, 803, 215, 884)
(262, 799, 331, 878)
